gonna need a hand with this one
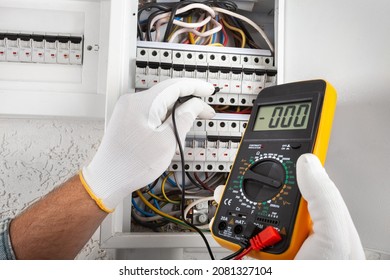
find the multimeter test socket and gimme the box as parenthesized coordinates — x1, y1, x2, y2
(211, 80, 337, 259)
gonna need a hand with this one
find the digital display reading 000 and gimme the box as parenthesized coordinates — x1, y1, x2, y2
(253, 102, 312, 131)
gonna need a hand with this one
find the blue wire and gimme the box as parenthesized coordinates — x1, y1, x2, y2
(220, 28, 224, 44)
(212, 15, 219, 44)
(167, 177, 177, 187)
(163, 172, 178, 187)
(150, 188, 161, 210)
(132, 198, 155, 217)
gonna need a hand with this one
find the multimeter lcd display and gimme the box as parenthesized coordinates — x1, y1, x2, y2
(253, 101, 312, 131)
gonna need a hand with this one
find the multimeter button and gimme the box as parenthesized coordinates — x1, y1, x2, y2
(290, 144, 302, 149)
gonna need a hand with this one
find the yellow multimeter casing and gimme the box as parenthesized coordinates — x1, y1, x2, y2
(211, 80, 337, 259)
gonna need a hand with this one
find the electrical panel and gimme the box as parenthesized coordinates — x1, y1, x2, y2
(0, 0, 111, 118)
(98, 0, 282, 258)
(0, 0, 283, 258)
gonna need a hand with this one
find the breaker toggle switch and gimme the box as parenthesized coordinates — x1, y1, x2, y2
(44, 35, 57, 64)
(0, 33, 6, 61)
(5, 33, 19, 62)
(31, 34, 45, 63)
(18, 34, 32, 62)
(69, 36, 83, 65)
(57, 35, 70, 64)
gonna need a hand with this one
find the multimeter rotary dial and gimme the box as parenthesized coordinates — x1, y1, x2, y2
(242, 159, 285, 203)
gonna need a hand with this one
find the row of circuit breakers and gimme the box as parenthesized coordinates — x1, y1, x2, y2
(0, 32, 83, 65)
(135, 43, 277, 172)
(171, 117, 249, 173)
(136, 45, 277, 107)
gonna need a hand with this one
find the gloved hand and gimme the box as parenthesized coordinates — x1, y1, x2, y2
(80, 78, 216, 212)
(294, 153, 365, 259)
(212, 153, 365, 259)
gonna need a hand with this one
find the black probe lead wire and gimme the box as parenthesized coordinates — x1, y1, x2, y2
(171, 98, 215, 260)
(221, 247, 245, 260)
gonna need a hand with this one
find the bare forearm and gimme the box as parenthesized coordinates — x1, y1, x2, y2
(9, 175, 108, 259)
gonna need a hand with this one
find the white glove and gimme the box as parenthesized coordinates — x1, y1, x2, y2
(294, 153, 365, 259)
(212, 153, 365, 259)
(81, 78, 215, 212)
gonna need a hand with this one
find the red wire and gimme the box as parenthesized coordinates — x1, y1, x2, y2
(233, 226, 282, 260)
(220, 19, 229, 46)
(234, 247, 252, 260)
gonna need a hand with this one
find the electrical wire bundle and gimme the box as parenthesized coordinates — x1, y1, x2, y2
(138, 1, 274, 52)
(131, 171, 226, 232)
(214, 105, 252, 114)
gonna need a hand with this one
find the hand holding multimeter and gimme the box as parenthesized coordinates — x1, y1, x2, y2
(294, 153, 365, 259)
(211, 80, 364, 259)
(212, 153, 365, 259)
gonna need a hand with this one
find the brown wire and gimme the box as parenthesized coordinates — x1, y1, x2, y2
(193, 173, 214, 193)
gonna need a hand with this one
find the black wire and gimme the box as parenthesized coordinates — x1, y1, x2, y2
(229, 14, 255, 43)
(146, 10, 170, 41)
(137, 22, 144, 41)
(171, 99, 215, 260)
(138, 3, 171, 40)
(148, 177, 160, 192)
(185, 172, 203, 189)
(138, 3, 172, 16)
(221, 247, 245, 260)
(207, 0, 237, 11)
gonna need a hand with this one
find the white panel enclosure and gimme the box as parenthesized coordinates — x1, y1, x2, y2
(0, 0, 111, 118)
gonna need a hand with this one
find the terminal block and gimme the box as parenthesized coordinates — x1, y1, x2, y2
(188, 199, 215, 226)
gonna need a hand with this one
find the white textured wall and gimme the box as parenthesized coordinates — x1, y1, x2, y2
(0, 118, 112, 259)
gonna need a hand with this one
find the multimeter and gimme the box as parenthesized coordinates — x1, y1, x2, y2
(211, 79, 337, 259)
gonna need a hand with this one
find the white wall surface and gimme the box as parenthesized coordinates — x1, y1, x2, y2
(283, 0, 390, 255)
(0, 118, 112, 259)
